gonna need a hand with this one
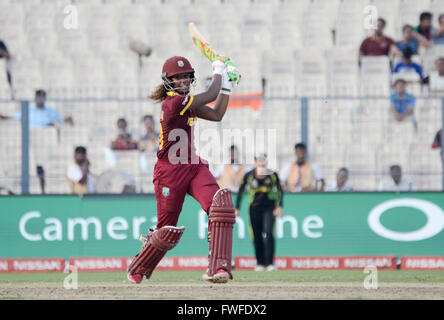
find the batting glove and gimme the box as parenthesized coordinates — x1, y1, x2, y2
(212, 59, 227, 76)
(226, 64, 241, 85)
(221, 70, 232, 92)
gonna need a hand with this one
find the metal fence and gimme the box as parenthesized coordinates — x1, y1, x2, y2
(0, 96, 443, 194)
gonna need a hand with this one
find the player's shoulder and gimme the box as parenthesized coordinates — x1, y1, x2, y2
(163, 92, 193, 114)
(361, 36, 372, 44)
(386, 36, 395, 43)
(165, 92, 188, 104)
(245, 168, 255, 178)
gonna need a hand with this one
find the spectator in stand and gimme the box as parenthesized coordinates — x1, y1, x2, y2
(414, 12, 433, 40)
(0, 186, 14, 195)
(392, 47, 424, 83)
(281, 142, 325, 192)
(396, 24, 431, 55)
(214, 144, 248, 192)
(139, 114, 159, 153)
(378, 165, 416, 192)
(432, 14, 444, 45)
(0, 39, 12, 89)
(390, 79, 415, 122)
(432, 129, 442, 161)
(429, 57, 444, 92)
(111, 118, 138, 151)
(325, 167, 353, 192)
(13, 89, 73, 128)
(67, 146, 96, 195)
(359, 18, 401, 62)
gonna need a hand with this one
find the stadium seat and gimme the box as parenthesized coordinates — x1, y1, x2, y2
(334, 9, 366, 47)
(310, 142, 346, 185)
(327, 49, 360, 96)
(58, 30, 90, 57)
(0, 120, 21, 184)
(0, 4, 24, 28)
(9, 57, 43, 100)
(0, 13, 27, 54)
(295, 51, 327, 96)
(300, 15, 334, 50)
(40, 55, 75, 98)
(359, 56, 391, 96)
(0, 0, 443, 192)
(430, 0, 444, 13)
(360, 56, 391, 75)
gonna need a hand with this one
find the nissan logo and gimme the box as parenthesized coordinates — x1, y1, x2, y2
(368, 198, 444, 241)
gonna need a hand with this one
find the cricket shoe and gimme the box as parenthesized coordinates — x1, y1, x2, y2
(211, 269, 230, 284)
(266, 265, 277, 272)
(202, 269, 213, 282)
(127, 273, 143, 284)
(254, 265, 265, 271)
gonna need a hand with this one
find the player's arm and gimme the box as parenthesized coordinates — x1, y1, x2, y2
(318, 178, 326, 192)
(234, 172, 248, 216)
(400, 96, 415, 120)
(195, 90, 230, 122)
(390, 43, 402, 58)
(188, 60, 227, 114)
(275, 172, 283, 208)
(390, 104, 402, 121)
(0, 41, 10, 59)
(193, 67, 233, 121)
(412, 30, 432, 48)
(433, 24, 444, 37)
(402, 105, 414, 119)
(273, 172, 283, 218)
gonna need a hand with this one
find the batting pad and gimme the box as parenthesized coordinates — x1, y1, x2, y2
(127, 226, 185, 279)
(208, 188, 236, 278)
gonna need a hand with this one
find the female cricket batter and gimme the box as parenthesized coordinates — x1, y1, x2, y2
(127, 56, 238, 284)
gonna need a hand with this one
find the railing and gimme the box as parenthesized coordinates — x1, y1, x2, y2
(0, 95, 443, 194)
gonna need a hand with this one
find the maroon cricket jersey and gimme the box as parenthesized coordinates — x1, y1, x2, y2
(359, 35, 395, 56)
(157, 91, 198, 163)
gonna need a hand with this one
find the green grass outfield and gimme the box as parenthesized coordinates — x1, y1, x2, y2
(1, 270, 444, 284)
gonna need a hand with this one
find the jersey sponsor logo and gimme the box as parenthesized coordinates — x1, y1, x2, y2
(182, 95, 189, 106)
(162, 187, 170, 197)
(187, 116, 197, 126)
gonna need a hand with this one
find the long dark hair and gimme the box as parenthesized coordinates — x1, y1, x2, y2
(148, 83, 168, 103)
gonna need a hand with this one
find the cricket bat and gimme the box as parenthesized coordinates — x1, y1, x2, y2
(188, 22, 241, 84)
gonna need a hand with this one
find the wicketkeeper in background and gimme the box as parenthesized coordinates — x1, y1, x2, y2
(235, 153, 283, 271)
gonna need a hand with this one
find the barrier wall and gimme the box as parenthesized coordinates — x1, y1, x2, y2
(1, 193, 443, 261)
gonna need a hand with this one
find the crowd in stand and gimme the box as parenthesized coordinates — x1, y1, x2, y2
(215, 10, 444, 196)
(359, 12, 444, 124)
(214, 142, 420, 196)
(357, 11, 443, 189)
(1, 6, 443, 195)
(68, 113, 159, 194)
